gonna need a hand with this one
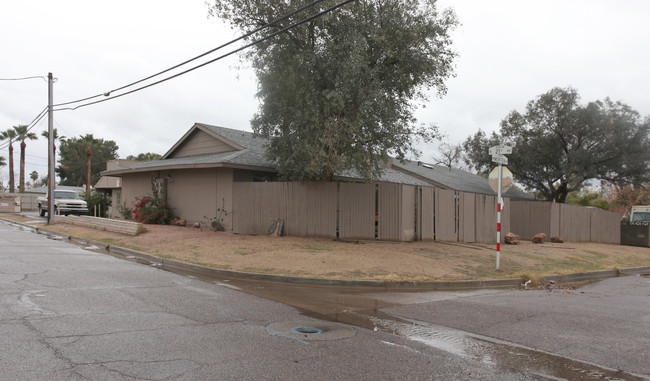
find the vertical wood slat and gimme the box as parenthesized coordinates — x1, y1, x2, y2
(339, 183, 375, 240)
(435, 188, 457, 241)
(420, 187, 435, 241)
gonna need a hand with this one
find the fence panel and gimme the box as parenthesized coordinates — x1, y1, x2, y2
(460, 192, 476, 243)
(435, 188, 457, 241)
(510, 201, 552, 240)
(339, 183, 375, 240)
(306, 182, 338, 237)
(400, 185, 416, 241)
(379, 183, 400, 241)
(475, 194, 497, 242)
(550, 203, 561, 238)
(420, 186, 435, 241)
(558, 203, 591, 241)
(589, 207, 620, 243)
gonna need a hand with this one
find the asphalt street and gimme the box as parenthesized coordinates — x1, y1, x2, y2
(375, 276, 650, 379)
(1, 218, 545, 380)
(2, 217, 649, 380)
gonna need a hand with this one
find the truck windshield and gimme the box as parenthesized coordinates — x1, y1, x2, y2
(54, 191, 82, 200)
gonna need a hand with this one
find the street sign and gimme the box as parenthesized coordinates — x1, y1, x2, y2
(491, 154, 508, 165)
(489, 166, 513, 193)
(489, 145, 513, 155)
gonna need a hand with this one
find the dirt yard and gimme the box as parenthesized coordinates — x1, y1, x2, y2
(24, 218, 649, 282)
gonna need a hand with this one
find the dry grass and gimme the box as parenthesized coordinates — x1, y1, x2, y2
(5, 214, 649, 281)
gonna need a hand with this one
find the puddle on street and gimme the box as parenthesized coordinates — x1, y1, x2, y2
(222, 278, 645, 381)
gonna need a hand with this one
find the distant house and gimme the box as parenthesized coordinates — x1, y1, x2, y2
(101, 123, 429, 228)
(389, 159, 533, 200)
(94, 159, 142, 217)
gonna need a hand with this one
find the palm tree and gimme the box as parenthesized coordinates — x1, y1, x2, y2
(41, 128, 65, 153)
(41, 128, 65, 186)
(0, 128, 17, 193)
(30, 170, 39, 186)
(13, 125, 38, 193)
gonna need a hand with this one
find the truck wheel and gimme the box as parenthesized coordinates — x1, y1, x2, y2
(39, 205, 45, 217)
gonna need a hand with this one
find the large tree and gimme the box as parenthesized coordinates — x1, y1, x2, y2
(126, 152, 161, 161)
(56, 134, 119, 187)
(463, 87, 650, 203)
(209, 0, 457, 181)
(0, 128, 17, 192)
(14, 125, 38, 193)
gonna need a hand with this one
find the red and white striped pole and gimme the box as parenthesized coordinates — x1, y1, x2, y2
(496, 163, 503, 270)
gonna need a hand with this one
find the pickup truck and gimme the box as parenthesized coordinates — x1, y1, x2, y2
(38, 190, 89, 217)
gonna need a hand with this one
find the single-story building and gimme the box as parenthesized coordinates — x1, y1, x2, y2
(102, 123, 437, 229)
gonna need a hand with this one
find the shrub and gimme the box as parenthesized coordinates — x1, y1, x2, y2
(132, 177, 173, 224)
(81, 190, 111, 217)
(117, 201, 132, 219)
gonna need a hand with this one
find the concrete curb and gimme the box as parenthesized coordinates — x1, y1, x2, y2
(3, 216, 649, 290)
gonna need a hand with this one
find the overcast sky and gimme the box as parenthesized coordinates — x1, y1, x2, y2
(1, 0, 649, 186)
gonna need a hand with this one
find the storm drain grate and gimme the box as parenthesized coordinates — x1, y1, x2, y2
(267, 320, 355, 342)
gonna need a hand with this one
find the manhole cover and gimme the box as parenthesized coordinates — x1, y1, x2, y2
(267, 320, 355, 342)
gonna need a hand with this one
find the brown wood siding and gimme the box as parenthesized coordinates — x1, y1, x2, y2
(166, 169, 218, 226)
(215, 169, 234, 230)
(169, 130, 237, 158)
(120, 173, 154, 211)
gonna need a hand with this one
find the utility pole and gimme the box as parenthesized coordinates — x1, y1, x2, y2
(47, 73, 55, 225)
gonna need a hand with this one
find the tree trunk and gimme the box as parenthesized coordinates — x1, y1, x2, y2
(19, 140, 26, 193)
(554, 182, 569, 203)
(86, 147, 92, 193)
(8, 144, 14, 193)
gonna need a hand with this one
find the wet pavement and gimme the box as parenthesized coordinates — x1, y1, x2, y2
(4, 216, 650, 379)
(222, 276, 650, 380)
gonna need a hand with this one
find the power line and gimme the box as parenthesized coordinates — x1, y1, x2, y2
(0, 106, 48, 151)
(0, 76, 47, 81)
(54, 0, 330, 108)
(55, 0, 356, 112)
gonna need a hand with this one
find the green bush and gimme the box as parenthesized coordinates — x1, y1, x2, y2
(82, 190, 111, 217)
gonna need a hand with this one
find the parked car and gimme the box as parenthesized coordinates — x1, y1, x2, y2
(38, 190, 88, 216)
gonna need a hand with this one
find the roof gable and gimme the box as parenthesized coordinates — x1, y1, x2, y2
(163, 123, 244, 159)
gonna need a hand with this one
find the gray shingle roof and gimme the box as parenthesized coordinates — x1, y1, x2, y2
(391, 159, 533, 199)
(104, 123, 524, 193)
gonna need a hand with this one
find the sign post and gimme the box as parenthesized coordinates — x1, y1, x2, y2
(489, 144, 513, 270)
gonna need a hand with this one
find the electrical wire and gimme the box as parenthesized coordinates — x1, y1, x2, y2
(53, 0, 330, 108)
(0, 76, 47, 81)
(54, 0, 356, 112)
(0, 106, 48, 151)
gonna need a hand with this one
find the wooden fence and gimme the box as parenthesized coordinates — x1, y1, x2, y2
(510, 200, 620, 243)
(232, 182, 620, 244)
